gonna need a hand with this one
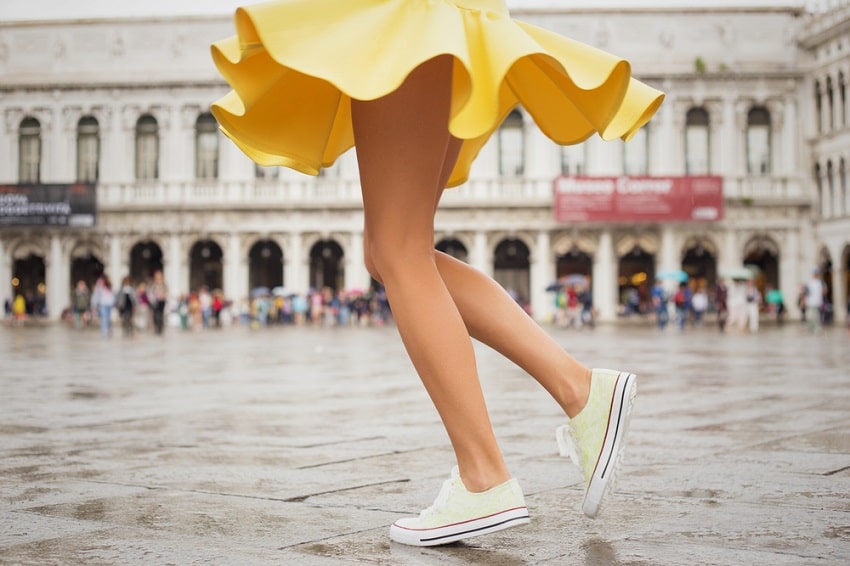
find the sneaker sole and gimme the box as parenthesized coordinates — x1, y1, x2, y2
(582, 371, 637, 518)
(389, 506, 530, 547)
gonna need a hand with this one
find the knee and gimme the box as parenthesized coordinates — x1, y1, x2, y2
(365, 235, 432, 283)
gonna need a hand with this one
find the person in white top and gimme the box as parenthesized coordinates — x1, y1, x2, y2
(805, 268, 825, 332)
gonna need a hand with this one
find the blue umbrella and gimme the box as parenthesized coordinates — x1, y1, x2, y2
(251, 286, 271, 298)
(655, 270, 689, 283)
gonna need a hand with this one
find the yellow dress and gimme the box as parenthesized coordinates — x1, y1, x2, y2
(211, 0, 664, 188)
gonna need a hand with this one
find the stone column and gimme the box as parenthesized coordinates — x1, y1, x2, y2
(530, 230, 553, 323)
(47, 234, 69, 320)
(720, 229, 739, 273)
(721, 95, 738, 176)
(833, 248, 847, 324)
(472, 231, 490, 277)
(60, 106, 80, 182)
(0, 239, 10, 308)
(109, 235, 122, 284)
(781, 96, 797, 177)
(658, 226, 678, 272)
(286, 232, 306, 294)
(780, 229, 801, 319)
(593, 229, 616, 321)
(705, 99, 724, 175)
(765, 99, 786, 178)
(225, 232, 242, 302)
(346, 231, 369, 291)
(94, 105, 116, 183)
(35, 108, 56, 183)
(1, 108, 23, 183)
(653, 85, 676, 175)
(168, 234, 183, 298)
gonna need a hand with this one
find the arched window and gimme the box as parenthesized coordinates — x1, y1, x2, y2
(841, 158, 848, 217)
(839, 72, 847, 128)
(255, 164, 280, 180)
(76, 116, 99, 182)
(195, 113, 219, 180)
(135, 114, 159, 180)
(746, 106, 771, 176)
(815, 80, 823, 134)
(814, 163, 826, 218)
(827, 159, 835, 217)
(19, 117, 41, 183)
(560, 143, 586, 176)
(498, 110, 524, 177)
(623, 125, 649, 175)
(827, 76, 835, 131)
(685, 107, 710, 175)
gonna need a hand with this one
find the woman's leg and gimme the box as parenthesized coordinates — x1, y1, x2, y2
(352, 55, 509, 492)
(363, 144, 591, 419)
(433, 252, 591, 416)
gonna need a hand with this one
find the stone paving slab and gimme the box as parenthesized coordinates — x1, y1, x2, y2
(1, 322, 849, 565)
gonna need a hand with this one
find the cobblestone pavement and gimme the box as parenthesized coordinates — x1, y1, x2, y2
(1, 320, 848, 565)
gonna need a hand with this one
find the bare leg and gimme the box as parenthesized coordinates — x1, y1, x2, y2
(352, 55, 509, 492)
(427, 138, 592, 418)
(364, 138, 591, 419)
(435, 252, 592, 417)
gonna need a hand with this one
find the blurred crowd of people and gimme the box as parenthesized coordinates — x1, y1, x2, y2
(51, 273, 393, 338)
(5, 268, 844, 336)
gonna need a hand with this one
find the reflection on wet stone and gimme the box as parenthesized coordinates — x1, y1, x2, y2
(0, 323, 848, 564)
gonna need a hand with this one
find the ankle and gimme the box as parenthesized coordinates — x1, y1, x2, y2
(561, 366, 592, 418)
(456, 461, 511, 493)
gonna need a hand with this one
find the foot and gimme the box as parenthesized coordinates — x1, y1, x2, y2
(556, 369, 637, 518)
(389, 467, 530, 546)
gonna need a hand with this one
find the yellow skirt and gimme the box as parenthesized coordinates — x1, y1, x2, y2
(211, 0, 664, 187)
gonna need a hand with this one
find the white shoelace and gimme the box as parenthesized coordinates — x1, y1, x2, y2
(555, 425, 579, 466)
(420, 470, 457, 519)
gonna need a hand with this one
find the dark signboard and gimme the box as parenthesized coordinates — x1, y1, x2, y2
(0, 184, 96, 227)
(554, 176, 724, 223)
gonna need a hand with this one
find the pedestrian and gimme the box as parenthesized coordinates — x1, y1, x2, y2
(211, 0, 662, 547)
(691, 284, 708, 327)
(651, 279, 669, 330)
(198, 286, 212, 328)
(578, 284, 594, 329)
(673, 282, 692, 331)
(805, 268, 825, 333)
(91, 275, 115, 337)
(715, 280, 729, 332)
(71, 280, 91, 329)
(745, 280, 762, 333)
(148, 270, 168, 335)
(115, 276, 138, 337)
(11, 293, 27, 323)
(765, 285, 785, 325)
(727, 279, 749, 332)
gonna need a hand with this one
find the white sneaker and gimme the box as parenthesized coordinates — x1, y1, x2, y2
(556, 368, 637, 518)
(389, 467, 530, 546)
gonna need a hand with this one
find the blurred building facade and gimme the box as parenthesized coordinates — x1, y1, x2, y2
(0, 2, 848, 322)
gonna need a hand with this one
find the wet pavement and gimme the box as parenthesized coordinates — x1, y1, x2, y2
(1, 320, 848, 565)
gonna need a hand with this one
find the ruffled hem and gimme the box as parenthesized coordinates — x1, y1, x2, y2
(211, 0, 664, 187)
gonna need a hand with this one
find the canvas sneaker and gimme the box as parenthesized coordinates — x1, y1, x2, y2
(389, 466, 530, 546)
(556, 368, 637, 518)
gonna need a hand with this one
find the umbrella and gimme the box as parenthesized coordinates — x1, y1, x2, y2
(546, 282, 563, 292)
(722, 266, 758, 281)
(251, 286, 271, 298)
(655, 270, 689, 283)
(271, 286, 291, 297)
(766, 289, 783, 305)
(564, 274, 588, 286)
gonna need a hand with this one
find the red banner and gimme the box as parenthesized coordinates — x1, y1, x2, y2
(553, 176, 724, 223)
